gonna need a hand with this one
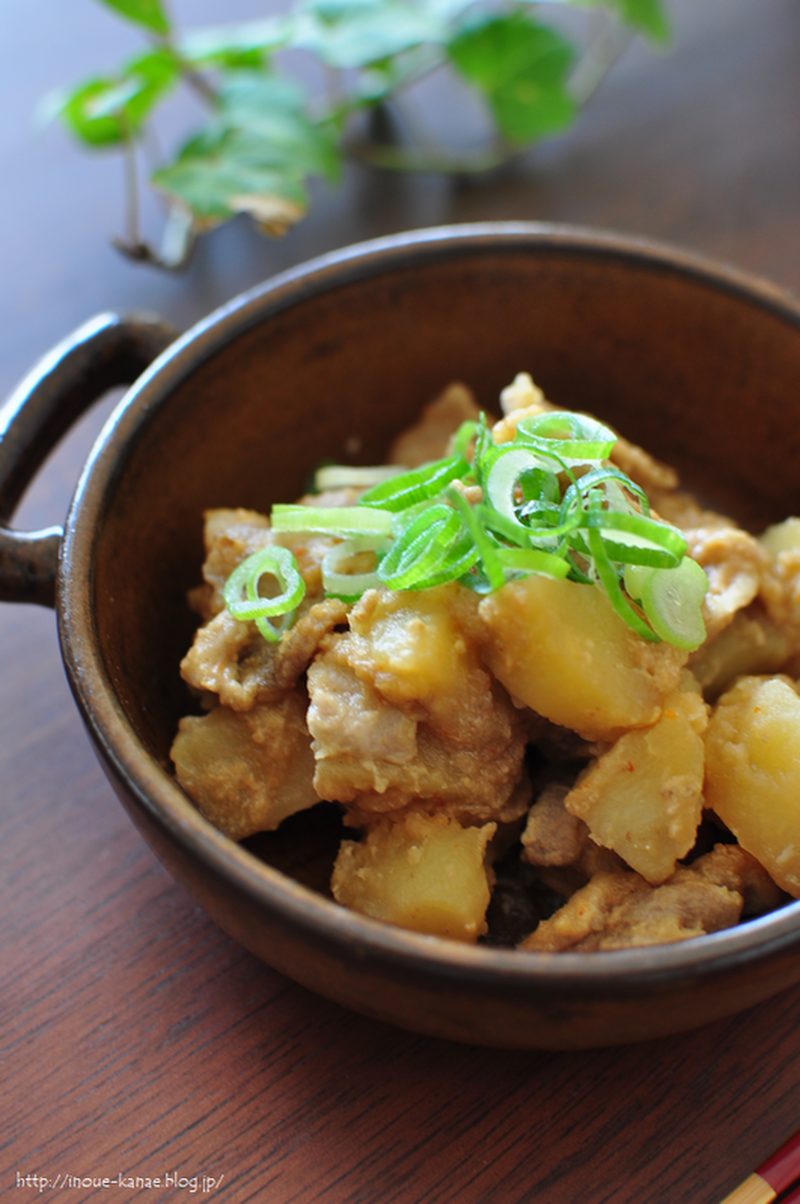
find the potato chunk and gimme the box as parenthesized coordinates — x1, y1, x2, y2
(331, 812, 496, 942)
(348, 584, 482, 723)
(171, 690, 319, 839)
(705, 675, 800, 896)
(564, 678, 708, 883)
(478, 575, 686, 741)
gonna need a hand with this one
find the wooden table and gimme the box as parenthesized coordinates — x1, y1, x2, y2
(4, 1, 800, 1200)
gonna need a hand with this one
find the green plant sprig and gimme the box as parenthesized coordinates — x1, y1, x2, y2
(46, 0, 669, 269)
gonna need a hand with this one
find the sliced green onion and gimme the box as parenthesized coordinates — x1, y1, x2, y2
(476, 502, 534, 548)
(564, 552, 594, 585)
(471, 412, 493, 481)
(378, 504, 477, 590)
(452, 419, 479, 458)
(640, 557, 709, 650)
(359, 454, 469, 512)
(446, 486, 504, 592)
(530, 484, 583, 542)
(519, 466, 560, 507)
(321, 536, 389, 598)
(585, 527, 660, 642)
(242, 406, 704, 651)
(519, 502, 563, 545)
(583, 509, 687, 567)
(314, 464, 405, 492)
(496, 546, 571, 579)
(514, 411, 617, 461)
(623, 562, 652, 601)
(561, 465, 650, 517)
(271, 504, 393, 536)
(223, 546, 306, 643)
(485, 448, 543, 534)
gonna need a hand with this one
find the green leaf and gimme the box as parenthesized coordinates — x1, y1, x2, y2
(448, 13, 576, 144)
(57, 49, 178, 147)
(95, 0, 171, 36)
(554, 0, 670, 43)
(612, 0, 670, 42)
(217, 72, 341, 180)
(59, 80, 126, 146)
(294, 0, 446, 68)
(153, 140, 308, 230)
(153, 70, 341, 231)
(177, 18, 291, 69)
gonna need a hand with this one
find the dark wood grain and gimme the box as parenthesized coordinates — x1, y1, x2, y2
(4, 1, 800, 1201)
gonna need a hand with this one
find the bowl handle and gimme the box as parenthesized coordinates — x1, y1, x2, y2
(0, 312, 176, 608)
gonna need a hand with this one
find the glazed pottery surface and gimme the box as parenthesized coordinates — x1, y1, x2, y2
(6, 223, 800, 1048)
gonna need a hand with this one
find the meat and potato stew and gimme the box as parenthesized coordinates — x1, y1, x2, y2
(171, 373, 800, 950)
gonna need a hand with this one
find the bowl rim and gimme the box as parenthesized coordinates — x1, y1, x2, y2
(58, 220, 800, 991)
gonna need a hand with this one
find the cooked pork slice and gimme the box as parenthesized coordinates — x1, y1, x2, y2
(683, 525, 770, 642)
(195, 505, 349, 622)
(589, 878, 743, 950)
(680, 843, 785, 916)
(192, 508, 274, 621)
(521, 782, 589, 868)
(181, 597, 349, 711)
(171, 688, 319, 839)
(306, 651, 418, 770)
(519, 871, 649, 951)
(388, 382, 484, 467)
(519, 843, 781, 952)
(493, 375, 678, 496)
(609, 434, 679, 496)
(306, 584, 528, 825)
(518, 868, 737, 951)
(647, 489, 734, 534)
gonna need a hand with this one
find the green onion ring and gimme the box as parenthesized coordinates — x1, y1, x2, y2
(321, 536, 390, 598)
(640, 557, 709, 650)
(475, 502, 534, 548)
(359, 454, 469, 512)
(446, 487, 504, 592)
(271, 504, 393, 536)
(495, 546, 571, 579)
(583, 509, 687, 567)
(244, 408, 704, 650)
(514, 411, 617, 461)
(378, 504, 478, 590)
(452, 419, 479, 458)
(585, 527, 660, 642)
(561, 466, 650, 517)
(314, 464, 405, 491)
(223, 546, 306, 642)
(485, 448, 544, 533)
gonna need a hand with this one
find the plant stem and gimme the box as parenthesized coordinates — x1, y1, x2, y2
(178, 60, 219, 108)
(122, 127, 141, 249)
(152, 26, 220, 108)
(569, 14, 632, 107)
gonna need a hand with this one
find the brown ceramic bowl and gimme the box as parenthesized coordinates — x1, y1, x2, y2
(5, 222, 800, 1050)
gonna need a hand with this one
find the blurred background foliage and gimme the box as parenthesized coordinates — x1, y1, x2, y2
(45, 0, 669, 268)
